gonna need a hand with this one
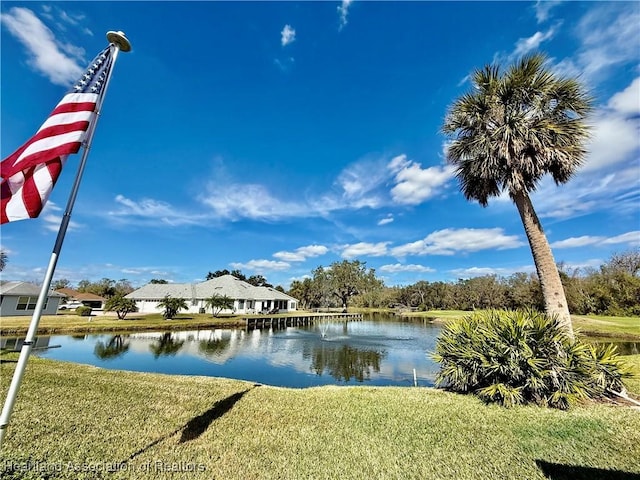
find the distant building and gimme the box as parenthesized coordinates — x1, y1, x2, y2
(125, 274, 298, 314)
(0, 281, 65, 316)
(55, 288, 106, 311)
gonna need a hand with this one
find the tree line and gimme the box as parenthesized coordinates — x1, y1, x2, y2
(288, 250, 639, 316)
(35, 248, 640, 317)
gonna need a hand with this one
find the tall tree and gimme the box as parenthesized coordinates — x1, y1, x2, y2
(52, 278, 71, 290)
(247, 274, 272, 288)
(0, 250, 7, 272)
(288, 278, 315, 309)
(442, 53, 594, 337)
(321, 260, 384, 309)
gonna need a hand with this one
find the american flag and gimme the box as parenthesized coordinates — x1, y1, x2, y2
(0, 46, 114, 224)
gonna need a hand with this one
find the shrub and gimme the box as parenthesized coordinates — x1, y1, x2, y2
(432, 310, 634, 409)
(75, 306, 92, 317)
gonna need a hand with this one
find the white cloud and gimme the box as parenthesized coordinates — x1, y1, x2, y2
(582, 78, 640, 172)
(0, 7, 84, 86)
(602, 231, 640, 247)
(450, 265, 535, 279)
(338, 0, 353, 30)
(513, 27, 556, 57)
(377, 215, 394, 226)
(337, 156, 389, 206)
(607, 77, 640, 116)
(229, 259, 290, 272)
(109, 195, 206, 226)
(40, 201, 81, 233)
(528, 76, 639, 220)
(535, 163, 639, 220)
(199, 183, 307, 221)
(551, 235, 603, 249)
(551, 231, 640, 249)
(534, 0, 562, 23)
(341, 242, 390, 259)
(281, 24, 296, 46)
(274, 56, 295, 73)
(391, 228, 525, 257)
(273, 245, 328, 262)
(388, 155, 455, 205)
(554, 3, 640, 84)
(379, 264, 435, 274)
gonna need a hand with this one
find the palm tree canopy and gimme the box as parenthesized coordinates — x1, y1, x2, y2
(442, 53, 594, 206)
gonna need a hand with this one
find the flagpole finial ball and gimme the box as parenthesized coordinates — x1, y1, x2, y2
(106, 31, 131, 52)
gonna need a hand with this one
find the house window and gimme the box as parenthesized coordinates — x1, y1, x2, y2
(238, 299, 245, 309)
(16, 296, 43, 311)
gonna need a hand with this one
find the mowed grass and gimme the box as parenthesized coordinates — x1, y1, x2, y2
(0, 311, 357, 336)
(572, 315, 640, 339)
(1, 354, 639, 480)
(0, 313, 246, 336)
(399, 311, 640, 339)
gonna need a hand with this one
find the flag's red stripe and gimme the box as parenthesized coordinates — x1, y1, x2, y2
(0, 179, 12, 224)
(8, 142, 82, 177)
(21, 160, 63, 220)
(1, 121, 90, 178)
(50, 101, 97, 116)
(21, 167, 42, 219)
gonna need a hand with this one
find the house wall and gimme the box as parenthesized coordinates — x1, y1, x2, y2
(0, 295, 62, 317)
(132, 297, 297, 315)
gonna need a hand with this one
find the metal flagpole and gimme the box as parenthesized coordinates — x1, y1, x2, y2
(0, 31, 132, 449)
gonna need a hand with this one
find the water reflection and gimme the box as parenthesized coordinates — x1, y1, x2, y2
(306, 343, 385, 382)
(149, 332, 185, 358)
(6, 320, 444, 387)
(94, 335, 130, 360)
(198, 335, 232, 358)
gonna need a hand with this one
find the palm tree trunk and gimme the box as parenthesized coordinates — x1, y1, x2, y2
(512, 190, 574, 338)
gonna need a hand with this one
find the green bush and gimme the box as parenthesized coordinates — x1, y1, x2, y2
(432, 310, 634, 409)
(75, 306, 92, 317)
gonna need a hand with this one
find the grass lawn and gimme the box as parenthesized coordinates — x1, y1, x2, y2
(400, 310, 640, 340)
(571, 315, 640, 339)
(0, 311, 361, 336)
(0, 313, 246, 336)
(1, 353, 639, 480)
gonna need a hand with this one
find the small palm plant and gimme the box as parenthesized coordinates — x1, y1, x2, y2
(205, 294, 234, 317)
(157, 295, 188, 320)
(432, 310, 633, 409)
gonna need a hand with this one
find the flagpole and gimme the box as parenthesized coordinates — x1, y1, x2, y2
(0, 31, 131, 449)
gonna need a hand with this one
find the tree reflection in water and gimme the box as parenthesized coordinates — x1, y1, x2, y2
(305, 343, 386, 382)
(198, 336, 232, 358)
(149, 332, 185, 358)
(94, 335, 130, 360)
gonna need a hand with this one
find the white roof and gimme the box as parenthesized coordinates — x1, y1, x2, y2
(0, 281, 65, 297)
(126, 275, 297, 302)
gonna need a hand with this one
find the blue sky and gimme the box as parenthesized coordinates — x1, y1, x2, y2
(1, 1, 639, 289)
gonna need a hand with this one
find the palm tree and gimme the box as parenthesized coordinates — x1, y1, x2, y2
(442, 54, 594, 338)
(0, 250, 7, 272)
(204, 294, 234, 317)
(157, 295, 188, 320)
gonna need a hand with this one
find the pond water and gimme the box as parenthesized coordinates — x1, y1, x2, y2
(2, 318, 443, 388)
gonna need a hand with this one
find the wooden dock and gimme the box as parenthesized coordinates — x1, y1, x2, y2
(245, 312, 363, 331)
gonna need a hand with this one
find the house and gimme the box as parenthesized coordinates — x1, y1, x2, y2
(125, 275, 298, 315)
(55, 288, 106, 311)
(0, 281, 65, 316)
